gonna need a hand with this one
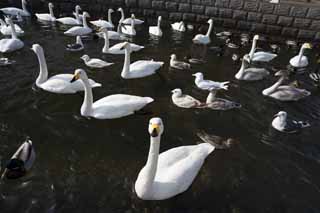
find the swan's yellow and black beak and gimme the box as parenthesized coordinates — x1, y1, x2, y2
(70, 73, 80, 83)
(150, 124, 160, 137)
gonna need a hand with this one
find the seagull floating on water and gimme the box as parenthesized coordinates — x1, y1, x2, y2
(170, 54, 191, 70)
(81, 55, 114, 68)
(192, 72, 229, 91)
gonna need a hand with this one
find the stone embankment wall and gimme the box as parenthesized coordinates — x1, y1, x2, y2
(1, 0, 320, 40)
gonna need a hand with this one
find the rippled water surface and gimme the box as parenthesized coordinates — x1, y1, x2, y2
(1, 17, 320, 213)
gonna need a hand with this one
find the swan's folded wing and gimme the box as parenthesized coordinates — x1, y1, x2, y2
(93, 94, 153, 107)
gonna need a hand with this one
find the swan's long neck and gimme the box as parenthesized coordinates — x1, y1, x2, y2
(249, 38, 257, 59)
(131, 19, 135, 31)
(120, 9, 124, 22)
(157, 18, 161, 28)
(102, 31, 109, 53)
(49, 6, 55, 18)
(117, 21, 122, 33)
(22, 0, 28, 13)
(75, 7, 80, 21)
(297, 46, 305, 64)
(80, 76, 93, 117)
(108, 10, 113, 25)
(8, 21, 18, 39)
(235, 60, 246, 79)
(83, 15, 88, 28)
(263, 76, 285, 95)
(121, 46, 131, 77)
(138, 136, 161, 196)
(206, 21, 213, 37)
(206, 90, 217, 103)
(35, 49, 49, 86)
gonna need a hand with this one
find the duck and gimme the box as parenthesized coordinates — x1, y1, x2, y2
(121, 14, 136, 36)
(171, 21, 186, 32)
(192, 19, 214, 45)
(272, 111, 310, 133)
(289, 43, 312, 68)
(120, 42, 164, 79)
(56, 5, 82, 25)
(170, 54, 191, 70)
(149, 16, 162, 37)
(0, 17, 24, 53)
(100, 27, 143, 54)
(0, 17, 24, 36)
(205, 89, 241, 110)
(171, 88, 204, 108)
(1, 139, 35, 180)
(135, 117, 232, 200)
(192, 72, 229, 91)
(246, 35, 277, 63)
(31, 44, 101, 94)
(70, 69, 154, 119)
(66, 36, 84, 52)
(64, 12, 92, 36)
(35, 2, 56, 22)
(0, 0, 30, 16)
(262, 70, 311, 101)
(90, 9, 114, 29)
(196, 131, 238, 149)
(235, 55, 270, 81)
(122, 13, 144, 25)
(80, 55, 113, 68)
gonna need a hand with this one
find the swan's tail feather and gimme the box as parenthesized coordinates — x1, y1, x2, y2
(92, 83, 102, 88)
(145, 97, 154, 104)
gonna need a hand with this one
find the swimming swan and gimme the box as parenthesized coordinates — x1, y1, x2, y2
(149, 16, 162, 37)
(70, 69, 154, 119)
(120, 42, 164, 79)
(90, 9, 114, 29)
(121, 14, 136, 36)
(31, 44, 101, 94)
(66, 36, 84, 52)
(0, 17, 24, 53)
(246, 35, 277, 63)
(192, 19, 213, 45)
(262, 70, 310, 101)
(56, 5, 82, 25)
(0, 18, 24, 36)
(35, 2, 56, 22)
(171, 21, 186, 32)
(0, 0, 30, 16)
(122, 14, 144, 25)
(289, 43, 312, 68)
(135, 117, 217, 200)
(272, 111, 310, 133)
(235, 55, 270, 81)
(64, 12, 92, 36)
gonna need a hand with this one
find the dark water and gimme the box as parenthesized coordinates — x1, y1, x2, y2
(1, 17, 320, 213)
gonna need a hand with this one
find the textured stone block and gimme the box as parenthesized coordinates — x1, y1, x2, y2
(111, 0, 125, 6)
(310, 20, 320, 31)
(219, 8, 233, 18)
(152, 1, 164, 10)
(247, 12, 262, 22)
(274, 5, 291, 16)
(223, 19, 237, 27)
(169, 12, 182, 20)
(307, 8, 320, 20)
(197, 15, 210, 22)
(259, 3, 274, 14)
(183, 13, 196, 21)
(293, 18, 311, 29)
(201, 0, 216, 6)
(229, 0, 243, 9)
(179, 3, 190, 13)
(262, 14, 278, 25)
(266, 25, 281, 35)
(297, 30, 315, 39)
(125, 0, 137, 7)
(192, 5, 205, 14)
(237, 20, 251, 30)
(215, 0, 229, 8)
(191, 0, 202, 4)
(277, 16, 293, 27)
(250, 23, 266, 33)
(290, 6, 308, 18)
(205, 6, 219, 16)
(156, 11, 168, 18)
(233, 10, 247, 20)
(244, 2, 259, 12)
(165, 2, 178, 12)
(281, 27, 298, 37)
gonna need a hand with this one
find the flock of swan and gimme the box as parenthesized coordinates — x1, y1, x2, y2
(0, 0, 318, 201)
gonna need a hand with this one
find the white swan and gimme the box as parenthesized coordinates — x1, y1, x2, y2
(262, 70, 310, 101)
(192, 72, 229, 91)
(100, 27, 144, 54)
(31, 44, 101, 94)
(35, 2, 56, 22)
(123, 14, 144, 25)
(80, 55, 114, 68)
(135, 117, 215, 200)
(121, 14, 136, 36)
(118, 7, 125, 22)
(235, 55, 270, 81)
(0, 0, 30, 16)
(149, 16, 162, 37)
(90, 9, 114, 29)
(272, 111, 310, 133)
(66, 36, 84, 52)
(0, 17, 24, 53)
(171, 88, 204, 108)
(70, 69, 154, 119)
(72, 5, 83, 24)
(289, 43, 312, 68)
(192, 19, 213, 45)
(64, 12, 92, 36)
(246, 35, 277, 63)
(120, 42, 164, 79)
(170, 54, 190, 70)
(0, 18, 24, 36)
(56, 5, 82, 25)
(171, 21, 186, 32)
(96, 21, 127, 40)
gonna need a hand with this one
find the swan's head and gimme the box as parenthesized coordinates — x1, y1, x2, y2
(22, 0, 28, 5)
(148, 117, 164, 138)
(192, 72, 203, 78)
(48, 2, 54, 8)
(31, 44, 43, 54)
(302, 43, 312, 49)
(275, 70, 289, 78)
(158, 16, 162, 21)
(131, 14, 135, 18)
(80, 55, 90, 62)
(274, 111, 287, 120)
(117, 8, 123, 12)
(119, 42, 130, 50)
(207, 19, 213, 24)
(75, 5, 81, 11)
(171, 88, 182, 96)
(253, 35, 259, 40)
(70, 69, 88, 83)
(83, 12, 90, 18)
(109, 8, 114, 13)
(170, 54, 177, 60)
